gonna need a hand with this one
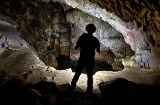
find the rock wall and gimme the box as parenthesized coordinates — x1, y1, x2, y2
(2, 0, 160, 69)
(0, 0, 71, 68)
(88, 0, 160, 69)
(66, 9, 134, 70)
(66, 9, 134, 59)
(53, 0, 160, 69)
(0, 0, 132, 71)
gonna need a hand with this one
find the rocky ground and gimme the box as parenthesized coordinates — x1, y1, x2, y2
(1, 44, 160, 105)
(1, 76, 160, 105)
(1, 45, 160, 105)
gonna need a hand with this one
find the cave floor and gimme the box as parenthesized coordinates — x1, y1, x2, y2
(52, 67, 160, 94)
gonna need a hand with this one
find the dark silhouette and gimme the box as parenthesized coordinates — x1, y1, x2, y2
(71, 24, 100, 93)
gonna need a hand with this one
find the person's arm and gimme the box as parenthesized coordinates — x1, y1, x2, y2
(96, 39, 100, 53)
(75, 44, 79, 50)
(97, 46, 100, 53)
(75, 36, 81, 50)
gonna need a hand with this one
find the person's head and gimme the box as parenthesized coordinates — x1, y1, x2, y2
(85, 24, 96, 34)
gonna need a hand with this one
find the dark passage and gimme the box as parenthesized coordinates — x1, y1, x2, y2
(56, 54, 114, 73)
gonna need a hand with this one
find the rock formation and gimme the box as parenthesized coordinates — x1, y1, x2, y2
(1, 0, 160, 105)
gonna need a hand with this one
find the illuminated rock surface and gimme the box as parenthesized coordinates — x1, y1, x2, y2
(1, 0, 160, 105)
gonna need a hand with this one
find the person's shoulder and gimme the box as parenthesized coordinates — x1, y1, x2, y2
(82, 33, 87, 36)
(93, 36, 100, 44)
(78, 33, 86, 41)
(92, 36, 98, 40)
(80, 33, 87, 38)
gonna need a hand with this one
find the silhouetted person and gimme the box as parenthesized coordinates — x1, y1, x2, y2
(71, 24, 100, 93)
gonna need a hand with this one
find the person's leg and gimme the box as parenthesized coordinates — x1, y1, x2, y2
(86, 64, 94, 93)
(71, 60, 84, 91)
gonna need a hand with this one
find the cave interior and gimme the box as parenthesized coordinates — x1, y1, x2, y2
(1, 0, 160, 105)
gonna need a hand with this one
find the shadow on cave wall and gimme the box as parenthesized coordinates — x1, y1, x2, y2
(56, 54, 114, 74)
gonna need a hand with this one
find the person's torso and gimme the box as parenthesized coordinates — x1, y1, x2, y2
(79, 34, 98, 59)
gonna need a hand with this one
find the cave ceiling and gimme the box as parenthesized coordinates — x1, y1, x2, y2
(48, 0, 160, 69)
(1, 1, 160, 102)
(48, 0, 160, 50)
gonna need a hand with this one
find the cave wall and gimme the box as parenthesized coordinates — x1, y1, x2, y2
(53, 0, 160, 69)
(0, 0, 71, 68)
(66, 8, 134, 70)
(0, 14, 49, 84)
(88, 0, 160, 69)
(66, 8, 134, 58)
(1, 14, 160, 104)
(1, 0, 160, 69)
(0, 0, 132, 71)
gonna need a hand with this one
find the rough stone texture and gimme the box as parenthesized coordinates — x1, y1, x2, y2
(67, 9, 133, 59)
(67, 9, 133, 70)
(52, 0, 160, 69)
(2, 3, 160, 105)
(1, 1, 160, 104)
(0, 14, 58, 85)
(1, 0, 131, 70)
(69, 23, 123, 71)
(1, 15, 160, 94)
(0, 0, 72, 68)
(1, 75, 160, 105)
